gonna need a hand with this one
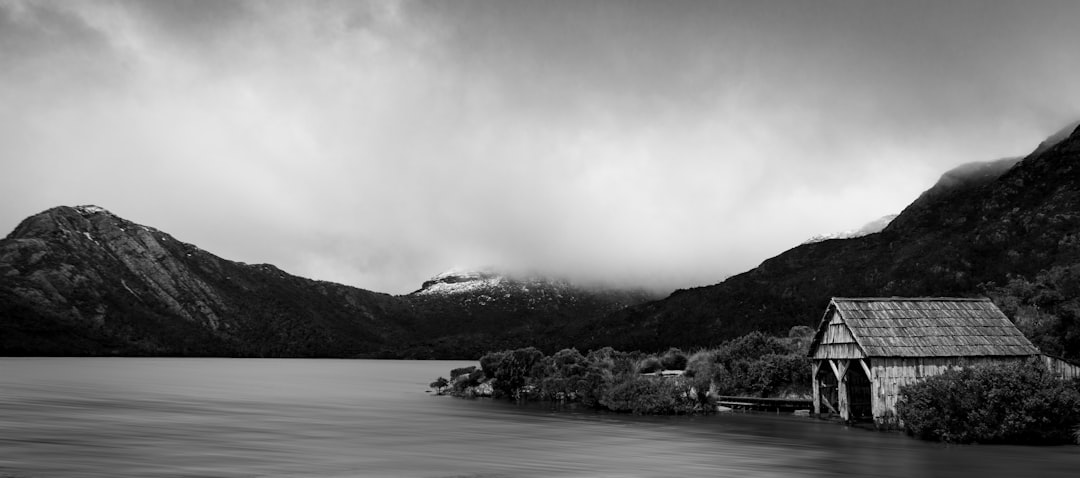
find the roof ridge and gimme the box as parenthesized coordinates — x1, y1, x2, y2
(813, 296, 1040, 358)
(832, 297, 990, 302)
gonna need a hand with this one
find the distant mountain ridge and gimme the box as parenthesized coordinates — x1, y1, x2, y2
(0, 209, 654, 357)
(400, 268, 660, 357)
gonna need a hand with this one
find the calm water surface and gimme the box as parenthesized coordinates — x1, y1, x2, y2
(1, 358, 1077, 477)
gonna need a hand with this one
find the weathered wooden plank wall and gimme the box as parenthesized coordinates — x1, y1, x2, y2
(1042, 355, 1080, 380)
(811, 315, 865, 360)
(812, 343, 864, 360)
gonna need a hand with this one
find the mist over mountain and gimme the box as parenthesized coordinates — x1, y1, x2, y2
(398, 269, 660, 358)
(3, 121, 1080, 358)
(578, 121, 1080, 357)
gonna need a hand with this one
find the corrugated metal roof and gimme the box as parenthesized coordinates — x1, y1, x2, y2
(809, 297, 1039, 358)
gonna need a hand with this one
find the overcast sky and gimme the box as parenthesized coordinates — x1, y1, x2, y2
(2, 0, 1078, 294)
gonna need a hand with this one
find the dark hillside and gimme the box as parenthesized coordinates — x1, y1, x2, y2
(0, 206, 416, 357)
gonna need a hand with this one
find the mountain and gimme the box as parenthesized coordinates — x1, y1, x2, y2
(0, 209, 655, 357)
(6, 121, 1080, 358)
(0, 205, 416, 357)
(579, 122, 1080, 357)
(397, 269, 660, 358)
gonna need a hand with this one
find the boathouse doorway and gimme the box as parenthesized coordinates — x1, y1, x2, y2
(814, 363, 839, 416)
(846, 361, 872, 421)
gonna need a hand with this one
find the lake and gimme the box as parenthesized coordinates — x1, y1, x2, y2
(1, 358, 1077, 477)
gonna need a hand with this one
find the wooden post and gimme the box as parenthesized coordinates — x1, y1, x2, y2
(832, 359, 850, 421)
(858, 358, 872, 380)
(812, 361, 821, 416)
(859, 358, 876, 424)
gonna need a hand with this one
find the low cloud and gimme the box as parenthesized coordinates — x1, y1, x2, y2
(2, 0, 1079, 294)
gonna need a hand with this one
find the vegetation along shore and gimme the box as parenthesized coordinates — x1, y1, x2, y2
(433, 328, 1080, 445)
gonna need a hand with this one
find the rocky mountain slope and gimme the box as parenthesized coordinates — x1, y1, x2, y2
(0, 205, 416, 356)
(579, 122, 1080, 357)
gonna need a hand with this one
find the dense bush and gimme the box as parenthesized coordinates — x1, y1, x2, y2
(715, 331, 791, 366)
(450, 366, 476, 380)
(445, 330, 810, 414)
(896, 360, 1080, 444)
(488, 347, 544, 398)
(637, 356, 663, 374)
(659, 347, 688, 370)
(708, 330, 811, 397)
(479, 350, 507, 378)
(683, 349, 715, 379)
(536, 348, 590, 400)
(600, 375, 699, 414)
(451, 367, 485, 394)
(586, 347, 641, 377)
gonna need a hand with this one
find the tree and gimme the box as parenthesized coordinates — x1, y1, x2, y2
(659, 347, 688, 370)
(430, 376, 449, 395)
(490, 347, 545, 398)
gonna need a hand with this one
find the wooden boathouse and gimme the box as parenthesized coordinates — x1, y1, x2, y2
(807, 297, 1042, 427)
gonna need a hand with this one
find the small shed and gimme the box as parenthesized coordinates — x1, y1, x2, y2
(807, 297, 1040, 426)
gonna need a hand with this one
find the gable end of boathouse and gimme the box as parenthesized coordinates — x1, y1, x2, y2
(806, 297, 1048, 427)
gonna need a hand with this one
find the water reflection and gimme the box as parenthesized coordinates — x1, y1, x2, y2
(1, 358, 1077, 477)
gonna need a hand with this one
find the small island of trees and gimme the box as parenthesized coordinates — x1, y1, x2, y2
(432, 328, 814, 414)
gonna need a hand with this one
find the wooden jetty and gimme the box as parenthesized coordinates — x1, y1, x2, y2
(715, 396, 812, 412)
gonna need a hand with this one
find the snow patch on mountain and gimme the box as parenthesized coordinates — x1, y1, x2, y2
(803, 214, 898, 244)
(415, 269, 505, 296)
(74, 205, 109, 216)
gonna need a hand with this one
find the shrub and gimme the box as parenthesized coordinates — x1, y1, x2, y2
(716, 331, 791, 367)
(711, 363, 737, 395)
(747, 353, 812, 397)
(684, 350, 715, 379)
(550, 348, 588, 377)
(600, 375, 697, 414)
(452, 368, 485, 394)
(577, 362, 614, 408)
(450, 366, 477, 380)
(586, 347, 641, 377)
(660, 347, 688, 370)
(479, 351, 508, 378)
(637, 356, 663, 374)
(536, 348, 589, 400)
(489, 347, 546, 398)
(896, 360, 1080, 444)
